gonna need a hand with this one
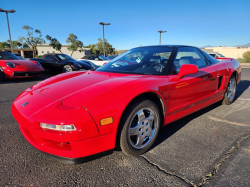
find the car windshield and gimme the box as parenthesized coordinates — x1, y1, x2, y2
(218, 54, 225, 57)
(0, 52, 20, 60)
(107, 55, 117, 59)
(209, 54, 216, 57)
(96, 47, 174, 75)
(57, 54, 74, 60)
(98, 55, 108, 60)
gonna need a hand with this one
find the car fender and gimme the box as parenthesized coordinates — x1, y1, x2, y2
(62, 76, 170, 141)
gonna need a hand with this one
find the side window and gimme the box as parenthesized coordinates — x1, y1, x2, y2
(45, 55, 52, 60)
(45, 55, 56, 61)
(173, 47, 208, 72)
(88, 56, 95, 60)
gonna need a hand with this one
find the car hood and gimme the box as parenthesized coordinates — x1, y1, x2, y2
(61, 60, 94, 69)
(32, 71, 143, 103)
(4, 60, 41, 69)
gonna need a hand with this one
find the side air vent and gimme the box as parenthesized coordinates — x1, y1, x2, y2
(218, 76, 223, 90)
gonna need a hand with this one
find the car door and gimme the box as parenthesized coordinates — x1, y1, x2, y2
(44, 55, 58, 71)
(168, 47, 218, 122)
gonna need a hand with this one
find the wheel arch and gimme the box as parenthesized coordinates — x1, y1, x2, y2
(115, 91, 166, 149)
(232, 71, 238, 85)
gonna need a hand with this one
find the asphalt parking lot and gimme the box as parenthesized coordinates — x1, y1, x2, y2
(0, 68, 249, 186)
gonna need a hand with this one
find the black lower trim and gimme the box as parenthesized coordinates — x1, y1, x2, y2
(13, 71, 43, 77)
(42, 149, 114, 164)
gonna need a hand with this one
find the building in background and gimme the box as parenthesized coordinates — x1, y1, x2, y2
(0, 48, 33, 57)
(0, 44, 90, 59)
(36, 44, 90, 59)
(201, 47, 250, 59)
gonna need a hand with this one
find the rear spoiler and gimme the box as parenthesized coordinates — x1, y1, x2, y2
(215, 57, 233, 61)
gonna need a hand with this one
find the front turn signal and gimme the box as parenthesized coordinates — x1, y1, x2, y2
(100, 117, 113, 126)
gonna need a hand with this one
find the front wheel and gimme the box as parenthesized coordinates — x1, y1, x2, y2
(63, 65, 73, 72)
(0, 67, 5, 81)
(117, 99, 161, 156)
(222, 75, 236, 105)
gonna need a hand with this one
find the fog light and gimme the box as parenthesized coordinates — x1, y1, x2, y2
(40, 123, 76, 131)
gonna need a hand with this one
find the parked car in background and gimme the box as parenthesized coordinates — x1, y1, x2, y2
(208, 53, 225, 58)
(77, 55, 109, 66)
(12, 45, 241, 163)
(0, 51, 43, 81)
(14, 54, 27, 60)
(76, 59, 100, 69)
(30, 53, 95, 73)
(106, 55, 118, 61)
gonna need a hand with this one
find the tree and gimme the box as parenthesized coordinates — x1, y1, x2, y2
(85, 44, 100, 54)
(96, 38, 114, 55)
(86, 38, 114, 55)
(7, 40, 22, 48)
(45, 35, 62, 53)
(0, 42, 10, 49)
(19, 25, 45, 58)
(66, 33, 83, 56)
(242, 51, 250, 62)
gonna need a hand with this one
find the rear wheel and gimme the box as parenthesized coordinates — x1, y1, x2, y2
(222, 75, 236, 105)
(117, 99, 161, 156)
(63, 65, 73, 72)
(0, 67, 5, 81)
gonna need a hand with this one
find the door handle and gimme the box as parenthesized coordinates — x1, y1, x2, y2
(203, 77, 208, 80)
(215, 69, 217, 72)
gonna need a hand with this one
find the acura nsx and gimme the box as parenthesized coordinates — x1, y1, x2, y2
(12, 45, 241, 163)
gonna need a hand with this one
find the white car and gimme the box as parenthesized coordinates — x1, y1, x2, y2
(208, 53, 225, 58)
(77, 55, 109, 66)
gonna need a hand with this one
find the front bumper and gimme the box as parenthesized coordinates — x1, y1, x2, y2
(5, 70, 44, 79)
(11, 91, 116, 159)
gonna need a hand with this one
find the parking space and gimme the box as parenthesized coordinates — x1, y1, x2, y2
(0, 68, 249, 186)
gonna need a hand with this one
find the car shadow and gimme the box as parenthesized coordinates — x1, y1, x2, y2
(152, 80, 250, 149)
(0, 74, 53, 85)
(234, 80, 250, 100)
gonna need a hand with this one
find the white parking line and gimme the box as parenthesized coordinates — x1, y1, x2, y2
(237, 98, 250, 101)
(208, 116, 249, 127)
(242, 148, 250, 154)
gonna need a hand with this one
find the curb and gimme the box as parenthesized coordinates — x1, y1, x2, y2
(240, 63, 250, 68)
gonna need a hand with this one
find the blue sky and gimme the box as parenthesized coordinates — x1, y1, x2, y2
(1, 0, 249, 50)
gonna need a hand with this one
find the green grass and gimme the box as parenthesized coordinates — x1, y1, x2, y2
(237, 58, 250, 63)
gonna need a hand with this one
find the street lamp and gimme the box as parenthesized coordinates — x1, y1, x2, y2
(0, 8, 16, 53)
(99, 22, 110, 56)
(158, 30, 167, 45)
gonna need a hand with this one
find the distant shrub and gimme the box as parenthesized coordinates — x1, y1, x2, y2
(242, 51, 250, 62)
(237, 58, 248, 63)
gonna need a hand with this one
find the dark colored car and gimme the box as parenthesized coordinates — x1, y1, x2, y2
(106, 55, 118, 61)
(15, 54, 27, 60)
(30, 54, 95, 73)
(81, 55, 108, 61)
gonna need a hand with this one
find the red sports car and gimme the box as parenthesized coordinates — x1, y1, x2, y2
(0, 51, 43, 81)
(12, 45, 241, 163)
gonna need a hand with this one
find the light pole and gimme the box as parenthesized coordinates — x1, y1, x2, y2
(0, 8, 16, 53)
(99, 22, 110, 56)
(158, 30, 167, 45)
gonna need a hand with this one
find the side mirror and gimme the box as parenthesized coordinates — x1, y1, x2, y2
(177, 64, 198, 79)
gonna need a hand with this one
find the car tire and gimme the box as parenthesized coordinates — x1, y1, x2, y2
(63, 65, 73, 72)
(117, 98, 161, 156)
(0, 67, 5, 81)
(222, 75, 236, 105)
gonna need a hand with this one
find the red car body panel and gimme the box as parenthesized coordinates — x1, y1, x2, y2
(0, 60, 43, 79)
(12, 48, 241, 160)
